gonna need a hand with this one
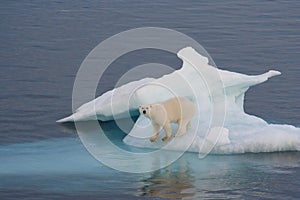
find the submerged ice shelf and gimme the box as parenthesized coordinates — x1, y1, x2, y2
(58, 47, 300, 154)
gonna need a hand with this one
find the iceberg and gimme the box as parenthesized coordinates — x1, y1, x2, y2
(57, 47, 300, 154)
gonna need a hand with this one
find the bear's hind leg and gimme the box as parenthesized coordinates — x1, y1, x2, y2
(175, 120, 188, 137)
(187, 121, 191, 128)
(150, 123, 160, 142)
(162, 123, 172, 142)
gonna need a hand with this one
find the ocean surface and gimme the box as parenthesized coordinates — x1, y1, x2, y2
(1, 0, 299, 199)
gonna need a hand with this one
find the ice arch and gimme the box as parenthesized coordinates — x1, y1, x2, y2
(58, 47, 300, 154)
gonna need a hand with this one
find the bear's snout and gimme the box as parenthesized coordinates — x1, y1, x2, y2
(143, 110, 146, 114)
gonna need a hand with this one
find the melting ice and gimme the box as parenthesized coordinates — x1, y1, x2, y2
(57, 47, 300, 154)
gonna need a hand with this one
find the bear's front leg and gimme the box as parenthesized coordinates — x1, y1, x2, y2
(150, 123, 160, 142)
(162, 123, 172, 142)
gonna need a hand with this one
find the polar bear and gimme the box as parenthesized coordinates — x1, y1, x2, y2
(139, 97, 196, 142)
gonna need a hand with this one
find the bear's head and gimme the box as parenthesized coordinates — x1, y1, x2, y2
(139, 105, 152, 118)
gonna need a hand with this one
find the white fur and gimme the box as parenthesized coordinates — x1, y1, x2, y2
(139, 97, 196, 142)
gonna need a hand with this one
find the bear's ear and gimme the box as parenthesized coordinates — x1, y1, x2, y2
(139, 106, 141, 108)
(150, 105, 152, 108)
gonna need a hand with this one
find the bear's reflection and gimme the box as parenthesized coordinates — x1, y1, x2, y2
(138, 158, 196, 199)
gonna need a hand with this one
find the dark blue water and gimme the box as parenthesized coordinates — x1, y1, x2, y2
(1, 0, 299, 199)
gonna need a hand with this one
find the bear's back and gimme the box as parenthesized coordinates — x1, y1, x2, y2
(162, 97, 196, 122)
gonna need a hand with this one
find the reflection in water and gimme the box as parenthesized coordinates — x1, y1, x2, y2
(138, 159, 195, 199)
(136, 151, 300, 199)
(59, 121, 300, 199)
